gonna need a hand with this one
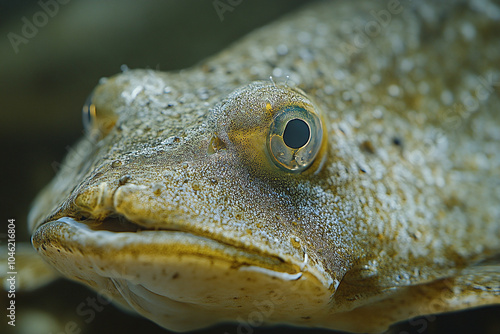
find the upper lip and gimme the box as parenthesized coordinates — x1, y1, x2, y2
(88, 214, 293, 264)
(31, 214, 312, 285)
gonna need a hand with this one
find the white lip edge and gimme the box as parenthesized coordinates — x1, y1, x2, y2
(238, 265, 303, 281)
(239, 252, 308, 281)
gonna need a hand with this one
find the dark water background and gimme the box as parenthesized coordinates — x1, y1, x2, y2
(0, 1, 498, 333)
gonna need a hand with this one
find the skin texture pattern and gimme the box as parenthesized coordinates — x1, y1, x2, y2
(27, 0, 499, 333)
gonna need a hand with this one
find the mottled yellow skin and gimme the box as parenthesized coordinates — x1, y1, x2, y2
(28, 1, 499, 333)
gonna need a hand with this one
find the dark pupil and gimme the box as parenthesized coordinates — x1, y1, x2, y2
(283, 119, 310, 149)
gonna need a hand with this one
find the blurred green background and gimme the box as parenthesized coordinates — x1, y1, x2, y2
(1, 1, 498, 334)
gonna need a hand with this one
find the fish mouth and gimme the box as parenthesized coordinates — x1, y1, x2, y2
(79, 215, 305, 279)
(32, 215, 332, 331)
(33, 215, 309, 281)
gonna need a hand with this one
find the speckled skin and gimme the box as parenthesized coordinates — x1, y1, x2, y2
(28, 1, 499, 333)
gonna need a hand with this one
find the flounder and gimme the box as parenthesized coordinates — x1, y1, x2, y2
(27, 0, 500, 332)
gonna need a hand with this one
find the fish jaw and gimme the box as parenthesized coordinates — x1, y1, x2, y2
(32, 217, 333, 331)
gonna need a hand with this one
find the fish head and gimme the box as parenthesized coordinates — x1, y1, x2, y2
(29, 70, 346, 331)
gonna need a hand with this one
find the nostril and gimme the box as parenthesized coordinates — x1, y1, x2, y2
(118, 175, 131, 186)
(74, 181, 116, 219)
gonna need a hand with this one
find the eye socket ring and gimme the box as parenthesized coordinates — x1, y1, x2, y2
(267, 105, 323, 173)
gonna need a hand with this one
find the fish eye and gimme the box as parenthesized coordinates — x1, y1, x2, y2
(268, 105, 323, 172)
(82, 93, 96, 133)
(212, 81, 327, 175)
(81, 90, 117, 138)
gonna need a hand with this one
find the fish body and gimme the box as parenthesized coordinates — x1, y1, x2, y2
(29, 1, 500, 332)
